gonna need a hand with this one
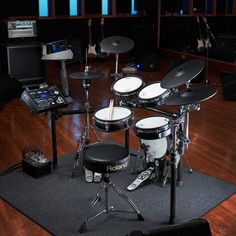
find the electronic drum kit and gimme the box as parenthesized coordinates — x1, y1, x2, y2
(69, 35, 218, 224)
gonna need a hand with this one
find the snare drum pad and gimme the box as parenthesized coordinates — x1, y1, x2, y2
(94, 106, 133, 132)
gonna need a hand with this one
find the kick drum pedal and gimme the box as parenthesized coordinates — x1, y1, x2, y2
(127, 166, 154, 191)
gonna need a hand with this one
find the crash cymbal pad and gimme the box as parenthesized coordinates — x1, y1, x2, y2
(164, 85, 217, 106)
(100, 36, 134, 54)
(161, 59, 205, 89)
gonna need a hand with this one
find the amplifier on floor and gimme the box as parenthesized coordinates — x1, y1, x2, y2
(140, 53, 160, 72)
(22, 146, 51, 178)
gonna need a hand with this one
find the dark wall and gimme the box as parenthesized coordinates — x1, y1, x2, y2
(160, 16, 236, 62)
(85, 0, 102, 14)
(160, 16, 236, 50)
(5, 0, 38, 17)
(1, 0, 157, 45)
(37, 17, 151, 48)
(1, 0, 235, 63)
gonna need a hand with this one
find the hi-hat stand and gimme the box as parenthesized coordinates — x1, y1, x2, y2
(50, 74, 103, 170)
(50, 50, 104, 171)
(71, 77, 101, 178)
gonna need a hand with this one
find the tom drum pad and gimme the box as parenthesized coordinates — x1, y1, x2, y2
(112, 76, 144, 101)
(138, 82, 170, 107)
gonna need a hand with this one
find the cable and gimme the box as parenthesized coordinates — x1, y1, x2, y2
(0, 162, 22, 177)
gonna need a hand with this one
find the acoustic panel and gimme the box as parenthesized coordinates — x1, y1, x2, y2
(220, 72, 236, 101)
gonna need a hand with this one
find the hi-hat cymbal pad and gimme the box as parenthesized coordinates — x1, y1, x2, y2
(100, 36, 134, 54)
(69, 71, 104, 80)
(161, 59, 205, 89)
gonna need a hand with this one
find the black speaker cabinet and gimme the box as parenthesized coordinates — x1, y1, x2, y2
(128, 219, 212, 236)
(140, 53, 160, 72)
(220, 72, 236, 101)
(7, 44, 46, 86)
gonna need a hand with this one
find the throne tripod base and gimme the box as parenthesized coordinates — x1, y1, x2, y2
(79, 173, 144, 233)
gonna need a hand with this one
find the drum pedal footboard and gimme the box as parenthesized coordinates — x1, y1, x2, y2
(127, 167, 154, 191)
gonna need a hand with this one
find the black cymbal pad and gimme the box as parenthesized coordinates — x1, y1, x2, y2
(100, 36, 134, 54)
(69, 71, 104, 80)
(164, 85, 217, 106)
(161, 59, 205, 89)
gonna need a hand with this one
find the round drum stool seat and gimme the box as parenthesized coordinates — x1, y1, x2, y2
(79, 143, 144, 233)
(83, 143, 129, 173)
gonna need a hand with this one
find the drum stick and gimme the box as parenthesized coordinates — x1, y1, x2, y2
(108, 99, 114, 120)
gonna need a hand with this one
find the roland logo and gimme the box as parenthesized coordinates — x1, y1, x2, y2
(107, 162, 128, 172)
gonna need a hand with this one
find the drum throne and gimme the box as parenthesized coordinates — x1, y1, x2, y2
(78, 142, 144, 233)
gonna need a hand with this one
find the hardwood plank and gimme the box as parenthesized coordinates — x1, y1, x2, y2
(203, 193, 236, 236)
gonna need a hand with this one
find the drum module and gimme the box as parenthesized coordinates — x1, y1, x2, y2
(21, 83, 67, 114)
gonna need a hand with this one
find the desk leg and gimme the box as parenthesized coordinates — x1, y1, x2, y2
(51, 111, 58, 169)
(60, 60, 69, 97)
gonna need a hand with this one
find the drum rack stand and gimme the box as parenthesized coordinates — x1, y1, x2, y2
(133, 104, 195, 224)
(49, 108, 93, 169)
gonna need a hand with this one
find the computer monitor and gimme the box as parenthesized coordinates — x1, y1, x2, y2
(7, 19, 37, 39)
(46, 39, 69, 54)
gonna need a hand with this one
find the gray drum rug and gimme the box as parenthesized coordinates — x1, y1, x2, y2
(0, 152, 236, 236)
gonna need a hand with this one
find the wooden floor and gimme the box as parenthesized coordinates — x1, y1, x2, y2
(0, 53, 236, 236)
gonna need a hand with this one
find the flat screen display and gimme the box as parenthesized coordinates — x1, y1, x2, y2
(7, 20, 37, 39)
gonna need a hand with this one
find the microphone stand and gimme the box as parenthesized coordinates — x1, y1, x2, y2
(202, 16, 216, 85)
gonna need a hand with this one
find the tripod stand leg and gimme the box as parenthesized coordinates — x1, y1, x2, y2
(177, 158, 183, 186)
(130, 146, 146, 175)
(89, 125, 101, 143)
(183, 154, 193, 173)
(160, 159, 170, 187)
(112, 182, 144, 220)
(71, 128, 86, 178)
(169, 154, 177, 224)
(71, 152, 81, 178)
